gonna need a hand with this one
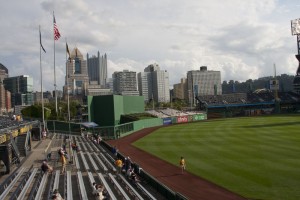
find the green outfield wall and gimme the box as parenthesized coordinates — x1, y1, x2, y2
(88, 95, 145, 126)
(46, 113, 206, 139)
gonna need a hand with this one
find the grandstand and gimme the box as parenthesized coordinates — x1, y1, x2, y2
(195, 91, 300, 118)
(146, 108, 205, 118)
(196, 91, 300, 106)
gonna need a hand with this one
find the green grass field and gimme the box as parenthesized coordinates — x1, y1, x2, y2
(133, 114, 300, 200)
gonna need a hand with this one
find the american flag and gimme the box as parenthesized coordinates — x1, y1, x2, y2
(53, 14, 61, 40)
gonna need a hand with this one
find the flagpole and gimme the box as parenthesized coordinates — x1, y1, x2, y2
(53, 11, 58, 119)
(39, 25, 45, 133)
(66, 39, 70, 122)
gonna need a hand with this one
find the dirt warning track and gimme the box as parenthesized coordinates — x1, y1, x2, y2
(107, 127, 247, 200)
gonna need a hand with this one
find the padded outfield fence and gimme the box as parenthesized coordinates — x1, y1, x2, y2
(46, 113, 207, 140)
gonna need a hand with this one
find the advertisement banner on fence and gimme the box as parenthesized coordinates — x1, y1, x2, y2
(193, 114, 207, 121)
(177, 116, 188, 123)
(163, 118, 172, 125)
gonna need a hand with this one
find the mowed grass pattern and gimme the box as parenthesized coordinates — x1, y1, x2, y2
(133, 114, 300, 200)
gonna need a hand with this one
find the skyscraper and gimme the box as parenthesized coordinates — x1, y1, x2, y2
(0, 63, 8, 83)
(113, 70, 139, 96)
(137, 63, 170, 103)
(87, 51, 107, 88)
(187, 66, 222, 104)
(173, 78, 188, 100)
(137, 72, 151, 101)
(64, 47, 89, 98)
(3, 75, 34, 106)
(0, 63, 10, 113)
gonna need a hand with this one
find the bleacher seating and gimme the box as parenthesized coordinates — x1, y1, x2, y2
(97, 173, 117, 200)
(77, 171, 88, 199)
(33, 171, 48, 200)
(108, 173, 131, 199)
(93, 152, 108, 172)
(118, 173, 145, 200)
(0, 133, 170, 200)
(10, 167, 38, 200)
(0, 167, 26, 199)
(87, 152, 99, 171)
(79, 152, 90, 171)
(136, 181, 157, 200)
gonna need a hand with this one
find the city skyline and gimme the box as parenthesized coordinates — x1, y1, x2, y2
(1, 0, 300, 92)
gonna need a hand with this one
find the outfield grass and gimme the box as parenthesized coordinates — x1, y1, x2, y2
(133, 114, 300, 200)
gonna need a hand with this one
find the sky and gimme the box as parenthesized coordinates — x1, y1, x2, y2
(1, 0, 300, 92)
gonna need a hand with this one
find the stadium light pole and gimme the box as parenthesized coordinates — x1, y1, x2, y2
(291, 18, 300, 94)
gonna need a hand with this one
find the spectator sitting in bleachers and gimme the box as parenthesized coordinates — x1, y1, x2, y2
(112, 146, 118, 158)
(130, 171, 140, 184)
(92, 184, 106, 200)
(11, 114, 16, 121)
(125, 156, 132, 171)
(126, 167, 133, 177)
(115, 157, 123, 174)
(97, 135, 102, 144)
(92, 182, 97, 190)
(42, 129, 47, 140)
(52, 189, 64, 200)
(41, 160, 53, 173)
(71, 142, 78, 152)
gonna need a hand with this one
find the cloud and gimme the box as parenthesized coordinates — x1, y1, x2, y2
(0, 0, 298, 93)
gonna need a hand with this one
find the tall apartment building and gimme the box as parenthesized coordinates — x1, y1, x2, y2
(0, 82, 11, 113)
(173, 78, 188, 101)
(33, 91, 52, 104)
(112, 70, 139, 96)
(3, 75, 34, 106)
(87, 51, 107, 88)
(187, 66, 222, 104)
(64, 47, 89, 99)
(0, 82, 5, 112)
(137, 72, 151, 101)
(0, 63, 10, 113)
(137, 63, 170, 103)
(0, 63, 8, 82)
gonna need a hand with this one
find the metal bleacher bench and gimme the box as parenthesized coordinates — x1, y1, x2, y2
(136, 182, 157, 200)
(108, 173, 131, 200)
(86, 152, 99, 171)
(14, 168, 39, 199)
(80, 152, 90, 171)
(0, 167, 26, 199)
(80, 142, 88, 152)
(67, 171, 73, 200)
(118, 174, 145, 200)
(89, 140, 100, 152)
(77, 171, 88, 200)
(97, 173, 117, 200)
(99, 153, 116, 172)
(53, 170, 60, 190)
(93, 152, 108, 172)
(73, 151, 80, 170)
(34, 172, 48, 200)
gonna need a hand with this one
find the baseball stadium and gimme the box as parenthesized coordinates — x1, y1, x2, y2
(0, 90, 299, 200)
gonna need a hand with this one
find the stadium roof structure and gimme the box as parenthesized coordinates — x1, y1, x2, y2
(253, 88, 271, 94)
(206, 102, 274, 109)
(79, 122, 99, 128)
